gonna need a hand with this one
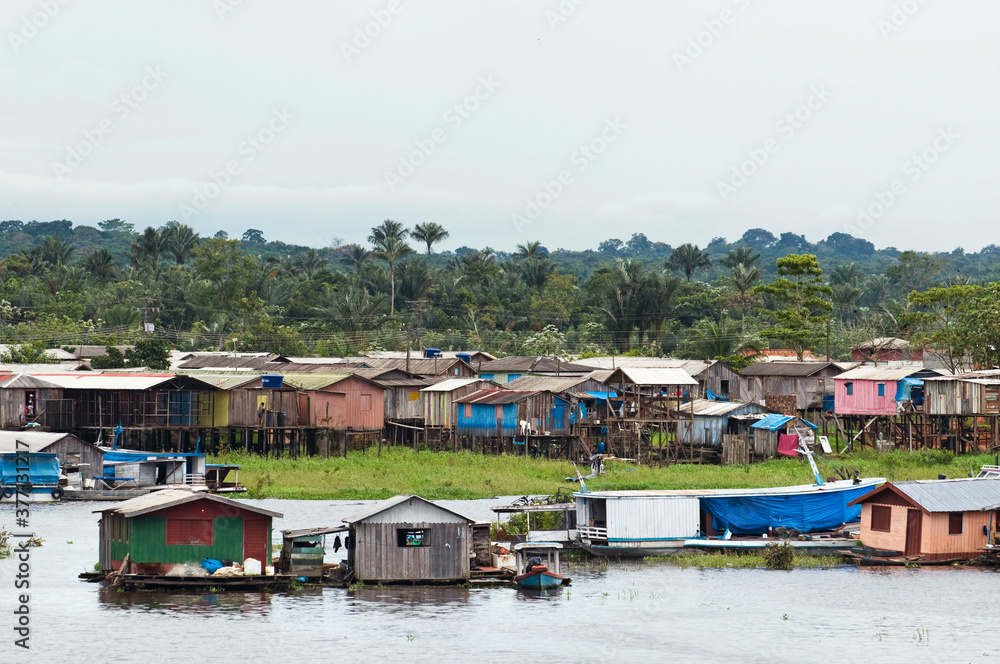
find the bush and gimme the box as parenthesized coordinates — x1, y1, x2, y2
(764, 542, 794, 570)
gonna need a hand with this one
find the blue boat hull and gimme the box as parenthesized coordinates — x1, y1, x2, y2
(515, 571, 565, 589)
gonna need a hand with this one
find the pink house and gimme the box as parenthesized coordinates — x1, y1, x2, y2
(834, 366, 941, 416)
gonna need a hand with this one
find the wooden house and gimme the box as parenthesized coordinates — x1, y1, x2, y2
(749, 413, 818, 458)
(674, 399, 771, 447)
(0, 431, 103, 474)
(476, 356, 594, 385)
(505, 375, 608, 424)
(95, 489, 282, 574)
(849, 479, 1000, 560)
(739, 361, 843, 411)
(454, 389, 571, 438)
(353, 368, 430, 424)
(342, 494, 475, 583)
(420, 378, 497, 429)
(603, 367, 699, 419)
(923, 371, 1000, 416)
(283, 374, 385, 431)
(575, 358, 746, 401)
(850, 337, 922, 363)
(201, 375, 301, 428)
(0, 374, 66, 428)
(834, 366, 943, 416)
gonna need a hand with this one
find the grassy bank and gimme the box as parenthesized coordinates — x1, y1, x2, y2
(646, 553, 844, 569)
(211, 447, 996, 501)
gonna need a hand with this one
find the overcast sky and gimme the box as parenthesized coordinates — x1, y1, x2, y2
(2, 1, 997, 253)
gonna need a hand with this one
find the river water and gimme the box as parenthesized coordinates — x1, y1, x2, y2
(1, 498, 997, 662)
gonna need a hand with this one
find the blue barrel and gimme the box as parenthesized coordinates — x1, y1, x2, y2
(456, 352, 472, 364)
(597, 442, 606, 453)
(261, 374, 284, 389)
(424, 348, 442, 359)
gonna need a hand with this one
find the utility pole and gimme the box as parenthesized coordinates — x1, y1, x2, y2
(826, 319, 831, 361)
(406, 326, 411, 374)
(138, 296, 159, 336)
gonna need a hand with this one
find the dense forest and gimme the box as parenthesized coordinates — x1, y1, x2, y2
(0, 217, 998, 369)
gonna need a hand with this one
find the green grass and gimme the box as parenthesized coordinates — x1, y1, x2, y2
(211, 447, 997, 501)
(646, 553, 843, 569)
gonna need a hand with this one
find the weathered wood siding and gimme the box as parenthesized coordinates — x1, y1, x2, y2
(834, 379, 899, 416)
(744, 375, 832, 410)
(0, 388, 63, 427)
(384, 386, 425, 421)
(320, 377, 384, 430)
(353, 521, 469, 581)
(298, 391, 347, 428)
(925, 380, 1000, 416)
(38, 435, 104, 473)
(228, 388, 301, 427)
(696, 363, 747, 401)
(423, 381, 494, 428)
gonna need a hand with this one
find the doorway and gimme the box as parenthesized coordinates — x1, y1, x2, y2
(905, 509, 923, 556)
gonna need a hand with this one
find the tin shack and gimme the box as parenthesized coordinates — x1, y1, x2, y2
(95, 489, 282, 574)
(342, 494, 475, 583)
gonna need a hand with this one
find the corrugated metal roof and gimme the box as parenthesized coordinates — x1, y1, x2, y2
(341, 494, 475, 524)
(188, 374, 262, 390)
(853, 337, 910, 351)
(605, 367, 698, 386)
(892, 478, 1000, 512)
(0, 431, 90, 453)
(683, 399, 762, 417)
(750, 413, 795, 430)
(0, 373, 64, 389)
(95, 488, 283, 518)
(28, 373, 180, 390)
(477, 356, 594, 373)
(574, 357, 714, 374)
(371, 378, 430, 388)
(836, 366, 931, 381)
(359, 358, 470, 374)
(740, 361, 838, 377)
(281, 374, 353, 391)
(504, 375, 596, 392)
(455, 389, 548, 405)
(0, 362, 92, 373)
(420, 378, 487, 392)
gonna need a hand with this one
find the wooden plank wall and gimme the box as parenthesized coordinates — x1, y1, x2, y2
(354, 521, 470, 581)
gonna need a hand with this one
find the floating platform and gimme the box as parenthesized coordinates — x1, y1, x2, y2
(81, 572, 299, 591)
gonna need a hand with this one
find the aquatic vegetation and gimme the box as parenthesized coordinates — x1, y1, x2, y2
(645, 552, 842, 570)
(763, 543, 794, 570)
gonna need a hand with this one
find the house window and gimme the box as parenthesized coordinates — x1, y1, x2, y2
(165, 518, 214, 546)
(360, 394, 372, 411)
(464, 403, 472, 417)
(397, 528, 429, 547)
(877, 383, 885, 397)
(845, 382, 853, 396)
(871, 505, 891, 531)
(948, 512, 963, 535)
(720, 380, 730, 395)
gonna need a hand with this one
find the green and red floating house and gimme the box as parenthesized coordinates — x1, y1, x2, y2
(96, 489, 282, 575)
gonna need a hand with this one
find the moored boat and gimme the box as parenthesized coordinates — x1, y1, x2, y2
(512, 543, 570, 590)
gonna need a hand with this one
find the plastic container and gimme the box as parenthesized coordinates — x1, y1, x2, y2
(243, 558, 262, 576)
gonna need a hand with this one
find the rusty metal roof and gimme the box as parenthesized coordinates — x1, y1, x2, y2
(342, 494, 475, 524)
(95, 488, 283, 518)
(455, 389, 545, 405)
(681, 399, 765, 417)
(477, 356, 594, 373)
(739, 361, 839, 377)
(504, 375, 598, 392)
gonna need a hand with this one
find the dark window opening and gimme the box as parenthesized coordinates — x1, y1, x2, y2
(845, 382, 853, 396)
(871, 505, 891, 532)
(948, 512, 963, 535)
(720, 380, 730, 395)
(397, 528, 429, 548)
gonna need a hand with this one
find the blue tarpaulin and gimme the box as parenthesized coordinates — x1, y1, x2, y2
(706, 388, 720, 401)
(0, 453, 60, 487)
(894, 377, 923, 401)
(700, 483, 878, 535)
(750, 414, 818, 431)
(585, 391, 619, 402)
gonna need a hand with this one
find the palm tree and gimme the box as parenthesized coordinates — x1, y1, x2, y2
(368, 219, 408, 244)
(371, 235, 413, 315)
(728, 263, 763, 323)
(314, 286, 390, 349)
(41, 235, 75, 266)
(340, 245, 371, 271)
(721, 246, 760, 270)
(681, 317, 761, 359)
(164, 221, 201, 265)
(134, 226, 169, 269)
(646, 271, 683, 347)
(292, 248, 329, 280)
(83, 248, 118, 282)
(829, 262, 865, 287)
(411, 222, 449, 255)
(666, 243, 712, 281)
(831, 283, 863, 323)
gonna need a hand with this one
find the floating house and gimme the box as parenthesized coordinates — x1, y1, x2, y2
(739, 361, 844, 411)
(342, 494, 475, 583)
(674, 399, 771, 447)
(923, 371, 1000, 416)
(476, 356, 595, 385)
(850, 479, 1000, 560)
(575, 490, 702, 555)
(834, 366, 943, 416)
(0, 431, 104, 473)
(95, 489, 282, 574)
(454, 389, 571, 438)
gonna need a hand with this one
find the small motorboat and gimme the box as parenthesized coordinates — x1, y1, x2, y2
(512, 542, 570, 590)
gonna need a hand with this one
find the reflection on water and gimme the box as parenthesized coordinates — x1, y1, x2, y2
(346, 585, 472, 613)
(98, 588, 278, 615)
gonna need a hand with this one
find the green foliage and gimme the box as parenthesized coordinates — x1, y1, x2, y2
(0, 341, 58, 364)
(757, 254, 833, 360)
(763, 542, 795, 570)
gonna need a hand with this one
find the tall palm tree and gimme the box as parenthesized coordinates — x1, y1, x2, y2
(728, 263, 763, 323)
(164, 221, 201, 265)
(292, 248, 329, 280)
(371, 235, 413, 315)
(831, 283, 863, 323)
(666, 243, 712, 281)
(721, 246, 760, 270)
(41, 235, 75, 266)
(828, 262, 865, 287)
(84, 248, 118, 282)
(368, 219, 408, 244)
(134, 226, 169, 270)
(516, 241, 546, 260)
(681, 317, 761, 359)
(411, 222, 449, 255)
